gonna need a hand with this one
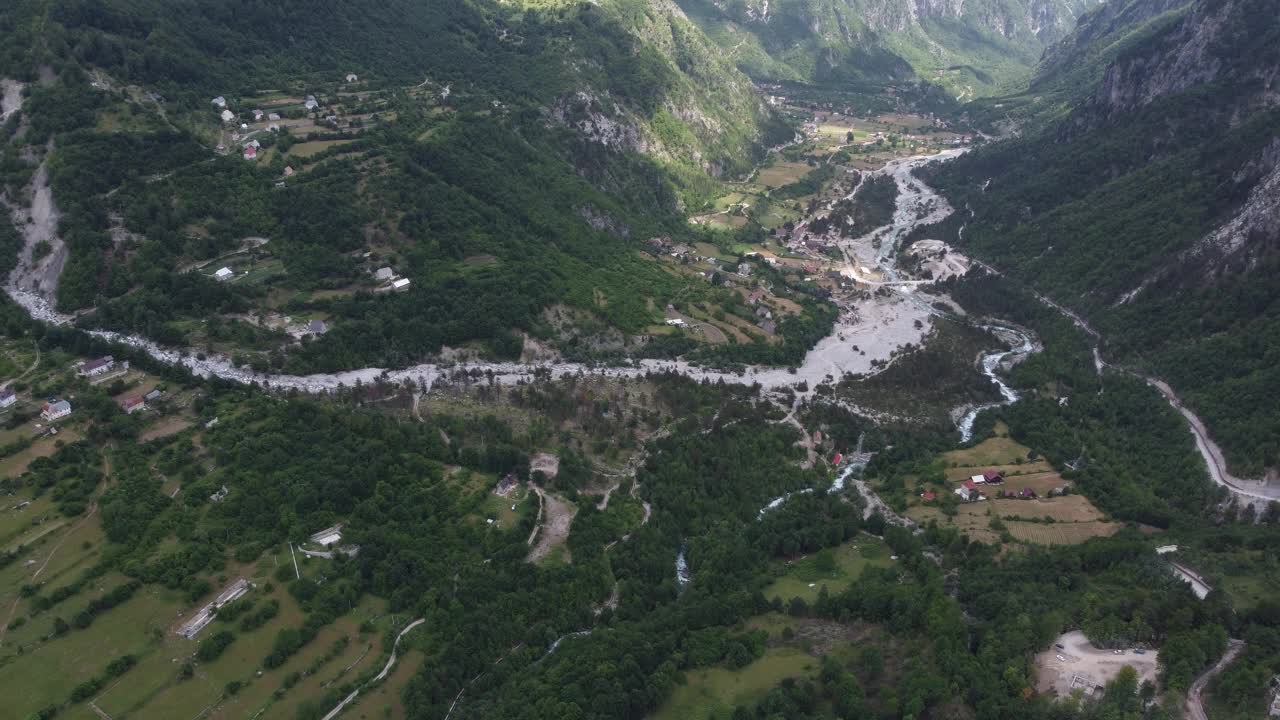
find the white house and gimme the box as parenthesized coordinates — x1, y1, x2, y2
(310, 525, 343, 547)
(391, 278, 411, 291)
(665, 318, 687, 327)
(268, 112, 281, 121)
(41, 400, 71, 422)
(252, 109, 264, 121)
(211, 96, 227, 108)
(0, 387, 15, 409)
(304, 95, 319, 111)
(214, 267, 234, 281)
(374, 267, 394, 281)
(345, 73, 358, 83)
(220, 109, 235, 123)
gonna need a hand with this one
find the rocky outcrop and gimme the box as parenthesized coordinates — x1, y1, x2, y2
(1090, 0, 1279, 117)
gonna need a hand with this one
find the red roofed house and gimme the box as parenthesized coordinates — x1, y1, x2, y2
(962, 479, 978, 491)
(983, 470, 1004, 484)
(120, 396, 146, 414)
(243, 145, 257, 160)
(832, 452, 843, 466)
(921, 491, 937, 501)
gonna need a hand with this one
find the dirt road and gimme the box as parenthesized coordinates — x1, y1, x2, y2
(1185, 638, 1244, 720)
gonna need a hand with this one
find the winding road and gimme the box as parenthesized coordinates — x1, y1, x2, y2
(1185, 638, 1244, 720)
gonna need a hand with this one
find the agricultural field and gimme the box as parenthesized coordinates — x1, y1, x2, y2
(763, 536, 892, 605)
(755, 162, 817, 189)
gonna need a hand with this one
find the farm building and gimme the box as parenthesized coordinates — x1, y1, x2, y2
(41, 399, 72, 421)
(392, 278, 411, 291)
(215, 267, 234, 281)
(0, 387, 15, 408)
(78, 356, 115, 377)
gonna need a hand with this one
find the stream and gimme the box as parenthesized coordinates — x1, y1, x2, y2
(956, 323, 1038, 442)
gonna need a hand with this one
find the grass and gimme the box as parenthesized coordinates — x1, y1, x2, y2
(480, 486, 532, 530)
(763, 537, 892, 605)
(943, 422, 1034, 467)
(755, 162, 815, 189)
(287, 139, 354, 158)
(0, 584, 187, 720)
(342, 649, 423, 720)
(0, 428, 84, 479)
(651, 647, 819, 720)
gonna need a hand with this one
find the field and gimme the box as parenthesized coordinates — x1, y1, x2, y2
(908, 504, 1001, 545)
(755, 162, 815, 189)
(990, 495, 1104, 523)
(763, 536, 892, 604)
(1005, 521, 1120, 546)
(340, 649, 423, 720)
(287, 139, 355, 158)
(652, 646, 819, 720)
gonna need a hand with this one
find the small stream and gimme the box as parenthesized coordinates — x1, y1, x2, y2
(955, 323, 1038, 442)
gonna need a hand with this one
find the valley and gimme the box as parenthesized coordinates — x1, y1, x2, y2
(0, 0, 1276, 719)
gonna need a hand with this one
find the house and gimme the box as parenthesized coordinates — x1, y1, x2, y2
(0, 387, 15, 408)
(245, 139, 261, 149)
(755, 306, 773, 321)
(144, 389, 162, 401)
(345, 73, 359, 83)
(214, 267, 235, 281)
(749, 290, 766, 305)
(374, 267, 394, 281)
(737, 262, 753, 277)
(268, 112, 281, 121)
(665, 318, 687, 327)
(304, 95, 319, 111)
(391, 278, 411, 291)
(308, 319, 327, 334)
(283, 166, 294, 177)
(921, 491, 937, 501)
(252, 109, 264, 121)
(982, 470, 1004, 484)
(211, 96, 227, 108)
(969, 473, 987, 485)
(243, 146, 257, 161)
(119, 396, 146, 414)
(760, 320, 777, 334)
(41, 399, 72, 421)
(324, 115, 339, 128)
(78, 356, 115, 377)
(832, 452, 843, 466)
(670, 244, 692, 258)
(267, 123, 280, 133)
(239, 123, 249, 131)
(220, 109, 235, 123)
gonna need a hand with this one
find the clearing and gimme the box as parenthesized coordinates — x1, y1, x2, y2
(1036, 630, 1158, 699)
(763, 536, 892, 605)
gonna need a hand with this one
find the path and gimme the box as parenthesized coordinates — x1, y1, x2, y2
(1185, 638, 1244, 720)
(319, 618, 424, 720)
(0, 340, 40, 391)
(526, 485, 576, 563)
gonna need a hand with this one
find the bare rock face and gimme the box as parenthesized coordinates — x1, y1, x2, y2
(1092, 0, 1279, 117)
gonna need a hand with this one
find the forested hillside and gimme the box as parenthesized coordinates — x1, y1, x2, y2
(676, 0, 1101, 96)
(929, 0, 1280, 476)
(0, 0, 796, 369)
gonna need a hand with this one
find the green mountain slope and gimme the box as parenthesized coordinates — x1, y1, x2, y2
(931, 0, 1280, 476)
(0, 0, 797, 370)
(675, 0, 1102, 96)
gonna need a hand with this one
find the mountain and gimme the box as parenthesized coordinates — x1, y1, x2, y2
(0, 0, 796, 370)
(930, 0, 1280, 476)
(675, 0, 1102, 96)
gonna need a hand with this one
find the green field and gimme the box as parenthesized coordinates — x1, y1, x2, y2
(652, 647, 819, 720)
(763, 537, 892, 605)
